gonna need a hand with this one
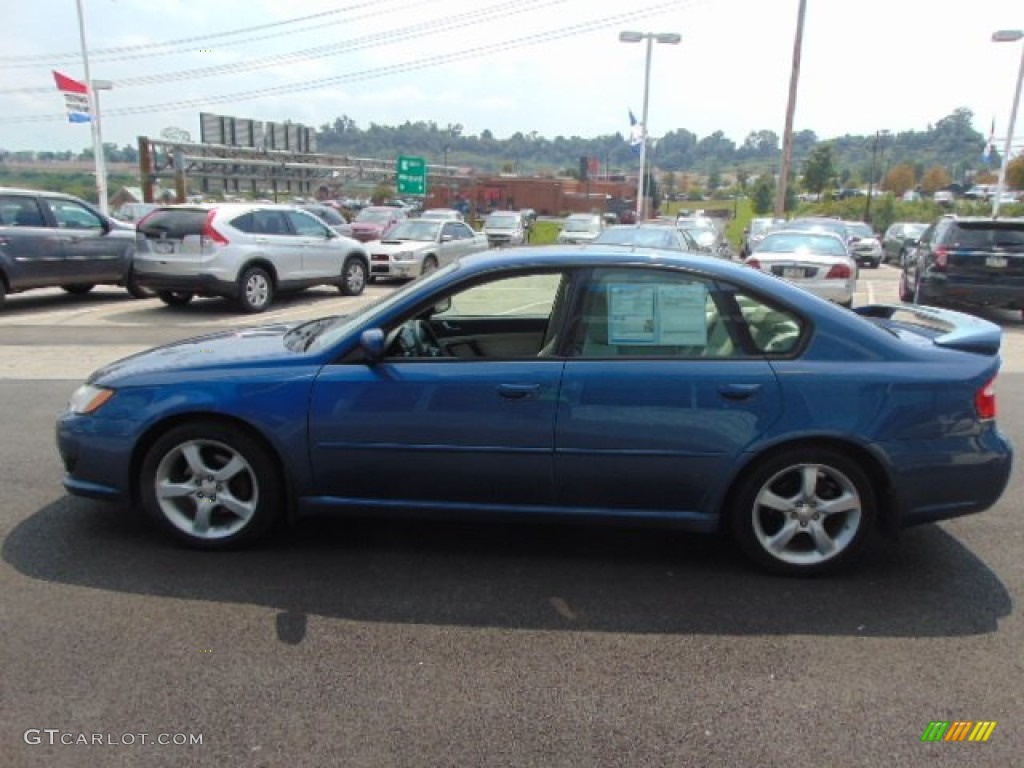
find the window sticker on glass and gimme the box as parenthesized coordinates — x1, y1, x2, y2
(608, 284, 657, 344)
(658, 284, 708, 345)
(607, 282, 708, 346)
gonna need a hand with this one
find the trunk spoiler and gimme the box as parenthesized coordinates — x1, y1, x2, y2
(854, 304, 1001, 355)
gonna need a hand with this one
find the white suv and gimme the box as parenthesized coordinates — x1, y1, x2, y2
(134, 203, 369, 312)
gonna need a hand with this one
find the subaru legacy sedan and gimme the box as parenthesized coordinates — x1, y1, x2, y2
(57, 248, 1012, 575)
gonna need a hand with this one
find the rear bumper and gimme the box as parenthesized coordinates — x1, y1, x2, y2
(921, 275, 1024, 309)
(884, 428, 1014, 529)
(134, 272, 237, 297)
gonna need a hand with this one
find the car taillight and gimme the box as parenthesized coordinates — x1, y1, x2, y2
(825, 263, 852, 279)
(202, 211, 229, 245)
(975, 376, 997, 421)
(933, 245, 948, 270)
(745, 258, 761, 269)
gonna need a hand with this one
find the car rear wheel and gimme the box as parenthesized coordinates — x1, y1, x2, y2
(157, 290, 194, 307)
(140, 423, 282, 549)
(62, 284, 95, 295)
(729, 447, 876, 575)
(238, 266, 273, 312)
(339, 257, 367, 296)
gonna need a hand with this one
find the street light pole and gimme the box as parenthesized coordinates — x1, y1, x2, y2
(75, 0, 109, 215)
(864, 129, 888, 224)
(620, 30, 680, 221)
(992, 29, 1024, 218)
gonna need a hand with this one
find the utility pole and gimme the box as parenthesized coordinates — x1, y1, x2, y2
(775, 0, 807, 219)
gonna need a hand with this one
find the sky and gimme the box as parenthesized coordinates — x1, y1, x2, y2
(1, 0, 1022, 154)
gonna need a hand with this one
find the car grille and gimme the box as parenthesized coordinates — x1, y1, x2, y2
(371, 254, 389, 262)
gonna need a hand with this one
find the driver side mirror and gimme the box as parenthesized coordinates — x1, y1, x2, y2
(359, 328, 386, 362)
(432, 297, 451, 314)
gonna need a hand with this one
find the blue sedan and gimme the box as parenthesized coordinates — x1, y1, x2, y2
(56, 248, 1013, 575)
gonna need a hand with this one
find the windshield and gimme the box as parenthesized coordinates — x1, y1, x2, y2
(308, 263, 460, 351)
(758, 233, 848, 256)
(383, 219, 441, 241)
(846, 223, 874, 238)
(564, 216, 600, 233)
(485, 214, 520, 228)
(676, 217, 715, 230)
(355, 208, 393, 223)
(594, 227, 680, 250)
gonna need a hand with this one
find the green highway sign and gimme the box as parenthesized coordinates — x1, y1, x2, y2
(396, 155, 427, 196)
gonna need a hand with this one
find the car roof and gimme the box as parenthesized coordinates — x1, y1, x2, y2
(0, 186, 83, 201)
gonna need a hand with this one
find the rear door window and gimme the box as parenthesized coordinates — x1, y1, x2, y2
(0, 195, 48, 227)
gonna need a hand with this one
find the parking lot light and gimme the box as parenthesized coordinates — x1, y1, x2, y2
(619, 30, 681, 221)
(991, 29, 1023, 218)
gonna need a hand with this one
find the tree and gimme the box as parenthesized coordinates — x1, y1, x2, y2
(751, 174, 775, 214)
(882, 164, 916, 196)
(1006, 155, 1024, 190)
(920, 166, 951, 194)
(802, 144, 836, 195)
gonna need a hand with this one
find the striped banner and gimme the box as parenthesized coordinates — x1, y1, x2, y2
(52, 70, 91, 124)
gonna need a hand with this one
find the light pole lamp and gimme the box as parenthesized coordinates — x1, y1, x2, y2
(992, 29, 1023, 218)
(619, 30, 681, 220)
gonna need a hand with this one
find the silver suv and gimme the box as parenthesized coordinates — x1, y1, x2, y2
(134, 203, 370, 312)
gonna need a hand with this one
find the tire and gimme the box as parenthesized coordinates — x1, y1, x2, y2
(0, 279, 6, 309)
(898, 270, 913, 302)
(729, 447, 876, 575)
(126, 273, 155, 299)
(421, 255, 438, 276)
(338, 257, 367, 296)
(157, 290, 194, 307)
(237, 266, 274, 313)
(62, 284, 95, 295)
(140, 422, 283, 550)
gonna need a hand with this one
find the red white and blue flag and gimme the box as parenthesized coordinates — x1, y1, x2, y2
(52, 71, 91, 124)
(628, 109, 644, 155)
(982, 117, 996, 164)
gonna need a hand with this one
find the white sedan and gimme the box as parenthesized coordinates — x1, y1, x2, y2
(367, 219, 489, 279)
(745, 230, 857, 307)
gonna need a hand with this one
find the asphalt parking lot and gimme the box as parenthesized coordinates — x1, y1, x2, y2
(2, 265, 1023, 767)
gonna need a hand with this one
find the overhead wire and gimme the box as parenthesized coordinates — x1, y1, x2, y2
(0, 0, 559, 94)
(0, 0, 695, 125)
(0, 0, 395, 64)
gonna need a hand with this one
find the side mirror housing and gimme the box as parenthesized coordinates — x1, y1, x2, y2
(359, 328, 386, 361)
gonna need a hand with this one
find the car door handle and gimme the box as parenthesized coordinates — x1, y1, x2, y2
(718, 383, 762, 400)
(497, 383, 540, 400)
(439, 321, 462, 332)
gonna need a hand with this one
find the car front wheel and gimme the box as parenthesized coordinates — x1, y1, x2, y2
(729, 447, 876, 575)
(140, 423, 282, 549)
(421, 255, 438, 276)
(339, 257, 367, 296)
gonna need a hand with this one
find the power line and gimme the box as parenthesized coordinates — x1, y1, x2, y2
(0, 0, 694, 125)
(0, 0, 556, 94)
(0, 0, 386, 64)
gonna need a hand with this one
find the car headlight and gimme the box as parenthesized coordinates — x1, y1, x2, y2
(68, 384, 115, 414)
(393, 251, 415, 262)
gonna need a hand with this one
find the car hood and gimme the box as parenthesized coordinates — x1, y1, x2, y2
(89, 323, 304, 385)
(371, 239, 433, 254)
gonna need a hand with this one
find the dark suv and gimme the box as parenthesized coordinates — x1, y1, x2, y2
(899, 216, 1024, 315)
(0, 187, 150, 308)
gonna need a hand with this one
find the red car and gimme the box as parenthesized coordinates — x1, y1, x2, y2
(349, 206, 408, 242)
